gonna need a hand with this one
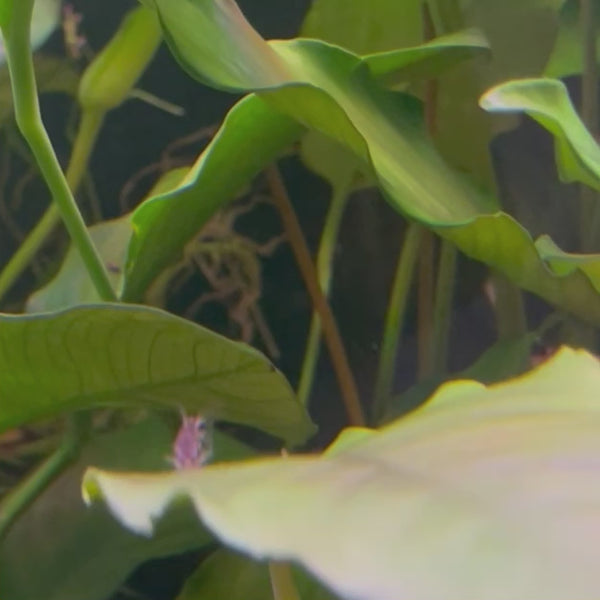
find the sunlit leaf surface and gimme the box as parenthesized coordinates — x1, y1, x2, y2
(85, 348, 600, 600)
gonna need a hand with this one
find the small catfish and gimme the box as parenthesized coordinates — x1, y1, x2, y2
(170, 412, 213, 470)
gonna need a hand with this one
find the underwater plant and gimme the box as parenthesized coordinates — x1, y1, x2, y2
(3, 0, 600, 599)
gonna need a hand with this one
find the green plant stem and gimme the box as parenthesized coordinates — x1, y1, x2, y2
(0, 413, 90, 540)
(269, 562, 301, 600)
(581, 0, 600, 251)
(2, 1, 115, 302)
(373, 223, 421, 423)
(431, 239, 456, 374)
(417, 223, 435, 381)
(491, 272, 527, 339)
(0, 109, 105, 302)
(266, 164, 365, 426)
(297, 180, 351, 406)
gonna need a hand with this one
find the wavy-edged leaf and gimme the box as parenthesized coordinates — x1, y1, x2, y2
(0, 304, 314, 445)
(122, 0, 600, 325)
(1, 417, 253, 600)
(363, 29, 490, 86)
(123, 94, 302, 301)
(480, 78, 600, 191)
(85, 348, 600, 600)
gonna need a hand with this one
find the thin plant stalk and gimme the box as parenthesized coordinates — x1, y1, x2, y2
(265, 164, 365, 426)
(372, 223, 421, 423)
(0, 110, 105, 302)
(269, 562, 301, 600)
(581, 0, 600, 251)
(0, 412, 90, 539)
(0, 2, 110, 541)
(297, 179, 351, 406)
(416, 3, 438, 382)
(490, 272, 527, 339)
(431, 239, 457, 374)
(1, 0, 115, 302)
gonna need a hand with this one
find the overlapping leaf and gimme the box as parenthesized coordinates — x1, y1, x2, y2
(122, 0, 600, 326)
(85, 348, 600, 600)
(1, 418, 254, 600)
(0, 304, 314, 444)
(481, 78, 600, 191)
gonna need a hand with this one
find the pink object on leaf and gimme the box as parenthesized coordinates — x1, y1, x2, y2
(170, 413, 212, 470)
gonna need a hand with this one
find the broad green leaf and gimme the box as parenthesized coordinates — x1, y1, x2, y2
(0, 304, 314, 445)
(1, 418, 253, 600)
(123, 0, 600, 326)
(85, 347, 600, 600)
(300, 28, 490, 191)
(123, 94, 302, 301)
(363, 29, 490, 86)
(177, 549, 338, 600)
(480, 78, 600, 191)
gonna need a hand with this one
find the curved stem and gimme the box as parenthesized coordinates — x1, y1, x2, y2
(373, 223, 421, 423)
(266, 164, 365, 426)
(297, 180, 350, 406)
(0, 109, 105, 303)
(2, 1, 115, 302)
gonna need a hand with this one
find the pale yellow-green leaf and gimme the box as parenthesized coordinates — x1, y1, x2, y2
(85, 347, 600, 600)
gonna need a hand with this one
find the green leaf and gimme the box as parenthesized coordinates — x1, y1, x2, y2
(300, 0, 422, 54)
(1, 418, 253, 600)
(123, 94, 302, 301)
(435, 0, 567, 181)
(121, 0, 600, 326)
(26, 168, 189, 312)
(84, 347, 600, 600)
(177, 549, 338, 600)
(0, 304, 314, 445)
(480, 78, 600, 191)
(363, 29, 490, 86)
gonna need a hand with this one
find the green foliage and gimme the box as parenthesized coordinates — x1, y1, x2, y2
(123, 0, 600, 326)
(2, 0, 600, 598)
(1, 418, 253, 600)
(177, 549, 338, 600)
(85, 349, 600, 600)
(481, 77, 600, 190)
(0, 304, 313, 444)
